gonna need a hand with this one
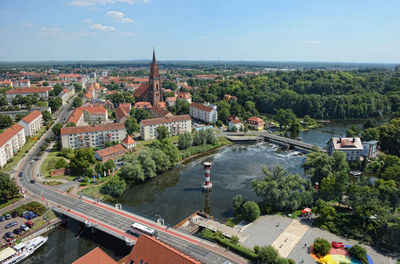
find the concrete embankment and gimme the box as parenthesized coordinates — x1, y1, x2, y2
(224, 135, 262, 143)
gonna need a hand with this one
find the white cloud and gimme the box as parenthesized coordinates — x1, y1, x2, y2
(41, 27, 61, 32)
(119, 32, 137, 37)
(22, 22, 33, 27)
(68, 0, 150, 8)
(200, 35, 206, 39)
(89, 23, 117, 31)
(81, 18, 93, 24)
(303, 40, 320, 44)
(106, 11, 134, 23)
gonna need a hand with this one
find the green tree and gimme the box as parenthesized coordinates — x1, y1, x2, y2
(95, 162, 104, 174)
(232, 194, 244, 217)
(258, 245, 279, 264)
(138, 150, 157, 179)
(52, 122, 63, 137)
(177, 131, 193, 150)
(242, 201, 260, 222)
(101, 176, 126, 197)
(73, 83, 83, 93)
(125, 118, 139, 134)
(361, 128, 380, 141)
(55, 158, 68, 169)
(42, 110, 53, 124)
(168, 99, 190, 115)
(150, 148, 172, 173)
(132, 108, 152, 123)
(120, 155, 145, 183)
(59, 148, 74, 159)
(70, 148, 96, 173)
(104, 159, 115, 172)
(346, 125, 361, 137)
(348, 245, 368, 264)
(73, 97, 83, 108)
(275, 108, 296, 129)
(156, 126, 169, 140)
(48, 97, 62, 112)
(313, 238, 331, 257)
(0, 172, 19, 202)
(252, 166, 312, 212)
(0, 114, 12, 129)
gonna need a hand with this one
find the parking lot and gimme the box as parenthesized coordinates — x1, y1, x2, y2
(0, 213, 36, 244)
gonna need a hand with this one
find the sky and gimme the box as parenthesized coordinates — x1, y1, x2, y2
(0, 0, 399, 63)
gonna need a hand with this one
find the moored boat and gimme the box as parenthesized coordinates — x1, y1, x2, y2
(0, 236, 47, 264)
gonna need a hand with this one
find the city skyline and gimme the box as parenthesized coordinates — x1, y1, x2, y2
(0, 0, 399, 63)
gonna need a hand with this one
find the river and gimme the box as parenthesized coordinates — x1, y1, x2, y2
(21, 118, 380, 263)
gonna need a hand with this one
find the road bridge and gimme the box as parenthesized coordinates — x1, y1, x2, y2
(260, 133, 326, 153)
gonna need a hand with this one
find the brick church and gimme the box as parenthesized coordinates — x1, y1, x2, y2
(134, 49, 164, 106)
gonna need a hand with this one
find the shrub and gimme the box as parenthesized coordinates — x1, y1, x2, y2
(313, 237, 331, 257)
(242, 200, 260, 222)
(258, 245, 278, 264)
(348, 245, 368, 264)
(23, 201, 46, 215)
(230, 235, 239, 244)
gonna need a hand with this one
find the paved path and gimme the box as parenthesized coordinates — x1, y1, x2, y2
(271, 219, 310, 257)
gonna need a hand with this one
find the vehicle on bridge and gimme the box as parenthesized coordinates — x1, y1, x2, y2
(131, 222, 158, 237)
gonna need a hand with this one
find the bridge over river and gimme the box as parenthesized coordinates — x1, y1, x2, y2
(260, 133, 326, 153)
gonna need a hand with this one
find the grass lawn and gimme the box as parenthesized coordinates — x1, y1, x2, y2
(1, 126, 47, 173)
(41, 157, 68, 177)
(0, 197, 22, 210)
(80, 185, 104, 199)
(42, 209, 57, 221)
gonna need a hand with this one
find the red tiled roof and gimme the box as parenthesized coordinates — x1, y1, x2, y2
(141, 114, 191, 126)
(190, 102, 213, 112)
(133, 83, 149, 98)
(72, 247, 118, 264)
(95, 144, 126, 158)
(67, 109, 83, 125)
(78, 106, 107, 115)
(177, 91, 191, 99)
(20, 110, 41, 124)
(156, 102, 167, 108)
(60, 123, 125, 135)
(63, 88, 69, 93)
(166, 97, 176, 102)
(134, 102, 152, 109)
(231, 119, 241, 124)
(151, 106, 170, 117)
(124, 235, 201, 264)
(115, 107, 130, 121)
(6, 87, 49, 94)
(246, 116, 265, 125)
(0, 123, 24, 147)
(122, 135, 135, 145)
(85, 91, 92, 99)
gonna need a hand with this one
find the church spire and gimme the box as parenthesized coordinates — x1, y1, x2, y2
(152, 47, 156, 64)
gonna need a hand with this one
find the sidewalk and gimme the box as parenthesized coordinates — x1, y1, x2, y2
(0, 197, 31, 215)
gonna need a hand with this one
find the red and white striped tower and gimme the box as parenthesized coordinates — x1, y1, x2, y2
(202, 162, 213, 191)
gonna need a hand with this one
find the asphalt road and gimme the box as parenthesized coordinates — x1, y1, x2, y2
(15, 102, 240, 264)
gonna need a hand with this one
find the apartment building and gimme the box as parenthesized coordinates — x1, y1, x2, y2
(327, 137, 363, 161)
(78, 106, 108, 122)
(60, 123, 127, 149)
(17, 110, 43, 137)
(189, 102, 218, 123)
(5, 87, 50, 102)
(140, 115, 191, 141)
(66, 109, 85, 127)
(0, 124, 26, 167)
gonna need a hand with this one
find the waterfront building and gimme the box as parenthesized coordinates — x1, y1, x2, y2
(66, 109, 85, 127)
(5, 87, 50, 102)
(189, 102, 218, 124)
(362, 140, 378, 159)
(246, 116, 265, 131)
(0, 124, 26, 167)
(229, 118, 242, 131)
(72, 247, 117, 264)
(124, 234, 201, 264)
(140, 115, 191, 140)
(115, 103, 131, 123)
(327, 137, 363, 161)
(134, 49, 164, 106)
(17, 110, 43, 137)
(94, 144, 127, 162)
(60, 123, 127, 149)
(121, 135, 136, 151)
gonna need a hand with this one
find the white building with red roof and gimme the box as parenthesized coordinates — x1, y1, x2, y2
(121, 135, 136, 151)
(140, 114, 191, 140)
(66, 109, 84, 127)
(78, 106, 108, 122)
(60, 123, 126, 149)
(12, 79, 31, 88)
(166, 96, 176, 106)
(17, 110, 43, 137)
(94, 144, 127, 162)
(115, 103, 131, 123)
(229, 118, 242, 131)
(246, 116, 265, 131)
(0, 123, 26, 167)
(5, 87, 50, 102)
(189, 102, 218, 123)
(327, 137, 363, 161)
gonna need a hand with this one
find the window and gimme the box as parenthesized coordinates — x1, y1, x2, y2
(129, 261, 134, 264)
(139, 261, 143, 264)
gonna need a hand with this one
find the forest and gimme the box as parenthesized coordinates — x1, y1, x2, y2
(190, 69, 400, 120)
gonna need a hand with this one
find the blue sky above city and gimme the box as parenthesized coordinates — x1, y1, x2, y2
(0, 0, 399, 62)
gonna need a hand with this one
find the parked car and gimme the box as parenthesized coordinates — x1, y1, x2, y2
(11, 212, 18, 218)
(0, 216, 5, 222)
(4, 232, 14, 238)
(73, 176, 82, 181)
(30, 179, 36, 184)
(25, 221, 34, 228)
(25, 212, 38, 220)
(5, 214, 11, 220)
(20, 211, 30, 217)
(20, 224, 29, 231)
(13, 228, 22, 235)
(5, 221, 18, 229)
